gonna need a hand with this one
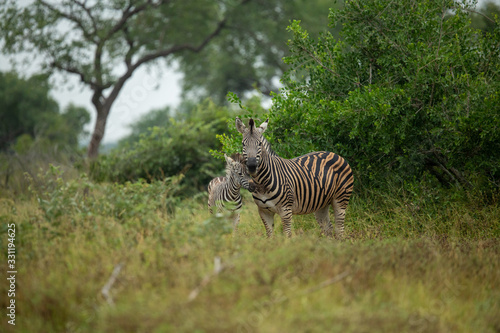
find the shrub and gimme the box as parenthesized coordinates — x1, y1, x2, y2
(219, 0, 500, 194)
(273, 0, 500, 190)
(91, 99, 233, 196)
(29, 165, 181, 224)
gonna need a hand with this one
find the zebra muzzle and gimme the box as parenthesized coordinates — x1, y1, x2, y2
(247, 157, 257, 174)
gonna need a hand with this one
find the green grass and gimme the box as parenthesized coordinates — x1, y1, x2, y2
(0, 171, 499, 333)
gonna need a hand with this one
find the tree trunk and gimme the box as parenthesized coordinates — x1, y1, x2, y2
(87, 109, 108, 159)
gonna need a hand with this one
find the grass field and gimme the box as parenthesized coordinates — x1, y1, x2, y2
(0, 169, 499, 332)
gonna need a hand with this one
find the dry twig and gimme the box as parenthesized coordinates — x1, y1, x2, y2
(101, 262, 124, 306)
(188, 257, 225, 302)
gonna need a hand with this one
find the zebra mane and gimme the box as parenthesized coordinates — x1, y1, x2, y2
(231, 153, 244, 163)
(249, 118, 254, 134)
(225, 153, 243, 177)
(261, 134, 276, 156)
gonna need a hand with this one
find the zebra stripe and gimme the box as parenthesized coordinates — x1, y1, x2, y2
(208, 154, 255, 228)
(235, 117, 354, 238)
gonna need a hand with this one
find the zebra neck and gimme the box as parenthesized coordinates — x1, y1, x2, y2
(226, 175, 241, 193)
(253, 147, 280, 187)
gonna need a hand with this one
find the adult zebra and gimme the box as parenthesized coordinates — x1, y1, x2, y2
(236, 117, 353, 238)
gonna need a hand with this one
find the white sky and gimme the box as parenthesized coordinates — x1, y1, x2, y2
(0, 0, 497, 144)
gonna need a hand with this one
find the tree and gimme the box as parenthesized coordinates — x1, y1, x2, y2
(0, 0, 343, 158)
(0, 0, 254, 158)
(0, 71, 89, 151)
(277, 0, 500, 189)
(222, 0, 500, 190)
(117, 106, 173, 147)
(179, 0, 342, 103)
(0, 71, 57, 151)
(471, 0, 500, 33)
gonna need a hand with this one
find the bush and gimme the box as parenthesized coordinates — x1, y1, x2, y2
(220, 0, 500, 194)
(28, 165, 181, 224)
(91, 99, 236, 197)
(274, 0, 500, 190)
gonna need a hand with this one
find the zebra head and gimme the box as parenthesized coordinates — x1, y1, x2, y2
(225, 153, 256, 192)
(235, 117, 268, 176)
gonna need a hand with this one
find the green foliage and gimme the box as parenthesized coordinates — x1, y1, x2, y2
(211, 93, 269, 159)
(259, 0, 500, 190)
(471, 0, 500, 33)
(28, 165, 181, 224)
(0, 0, 344, 157)
(0, 71, 90, 151)
(118, 106, 173, 147)
(179, 0, 343, 103)
(92, 99, 233, 196)
(0, 71, 89, 197)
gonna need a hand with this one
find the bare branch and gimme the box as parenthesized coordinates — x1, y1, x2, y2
(50, 59, 112, 91)
(133, 17, 227, 69)
(101, 262, 124, 307)
(123, 26, 135, 69)
(188, 256, 226, 302)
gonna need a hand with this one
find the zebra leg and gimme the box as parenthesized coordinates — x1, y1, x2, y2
(258, 209, 275, 237)
(279, 208, 294, 238)
(314, 206, 334, 238)
(332, 199, 346, 240)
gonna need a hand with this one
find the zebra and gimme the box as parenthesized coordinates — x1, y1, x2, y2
(208, 153, 256, 228)
(235, 117, 354, 239)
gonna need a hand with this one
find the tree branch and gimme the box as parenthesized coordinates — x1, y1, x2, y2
(133, 17, 228, 70)
(102, 0, 251, 112)
(71, 0, 98, 36)
(103, 0, 160, 42)
(101, 262, 124, 306)
(103, 13, 228, 111)
(453, 6, 497, 24)
(50, 60, 93, 87)
(123, 26, 135, 69)
(39, 0, 95, 42)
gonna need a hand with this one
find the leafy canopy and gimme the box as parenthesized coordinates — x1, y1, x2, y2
(0, 71, 90, 152)
(222, 0, 500, 191)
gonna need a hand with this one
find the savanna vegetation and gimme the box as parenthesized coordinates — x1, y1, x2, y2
(0, 0, 499, 332)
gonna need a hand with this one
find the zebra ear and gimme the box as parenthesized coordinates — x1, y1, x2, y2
(257, 118, 269, 134)
(224, 154, 234, 164)
(235, 117, 246, 134)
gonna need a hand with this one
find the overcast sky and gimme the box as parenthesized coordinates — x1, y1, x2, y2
(0, 0, 497, 144)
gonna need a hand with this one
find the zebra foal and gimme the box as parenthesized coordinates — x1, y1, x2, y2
(208, 154, 255, 228)
(235, 117, 354, 239)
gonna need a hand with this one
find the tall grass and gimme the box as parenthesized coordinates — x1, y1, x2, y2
(0, 146, 84, 198)
(0, 169, 498, 332)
